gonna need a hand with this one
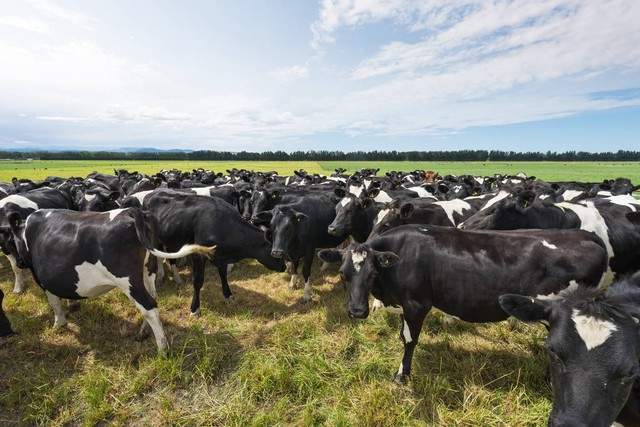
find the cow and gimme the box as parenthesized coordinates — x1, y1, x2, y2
(0, 289, 14, 337)
(2, 207, 216, 353)
(460, 191, 640, 285)
(256, 194, 345, 302)
(318, 224, 608, 383)
(327, 189, 380, 242)
(500, 273, 640, 427)
(138, 191, 286, 314)
(0, 189, 75, 294)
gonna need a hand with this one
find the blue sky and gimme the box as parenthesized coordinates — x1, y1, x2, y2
(1, 0, 639, 152)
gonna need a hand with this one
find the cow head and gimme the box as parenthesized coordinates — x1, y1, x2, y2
(369, 199, 411, 237)
(249, 189, 280, 223)
(328, 188, 373, 237)
(257, 206, 307, 259)
(500, 281, 640, 427)
(319, 244, 399, 319)
(4, 212, 30, 269)
(78, 188, 120, 212)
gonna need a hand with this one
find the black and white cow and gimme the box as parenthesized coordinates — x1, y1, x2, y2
(256, 194, 346, 302)
(3, 207, 215, 353)
(500, 273, 640, 426)
(327, 189, 381, 242)
(319, 225, 608, 383)
(0, 188, 74, 294)
(460, 191, 640, 284)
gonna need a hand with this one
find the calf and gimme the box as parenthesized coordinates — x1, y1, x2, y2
(3, 208, 215, 353)
(500, 273, 640, 427)
(319, 225, 608, 383)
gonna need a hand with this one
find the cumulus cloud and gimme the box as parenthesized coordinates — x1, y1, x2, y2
(270, 65, 309, 81)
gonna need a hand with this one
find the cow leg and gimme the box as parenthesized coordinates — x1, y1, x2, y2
(139, 254, 159, 338)
(216, 261, 233, 302)
(395, 307, 429, 384)
(6, 254, 28, 294)
(301, 251, 314, 303)
(227, 263, 234, 274)
(45, 291, 67, 328)
(190, 255, 206, 315)
(287, 260, 299, 289)
(170, 260, 184, 286)
(125, 271, 167, 355)
(155, 257, 165, 285)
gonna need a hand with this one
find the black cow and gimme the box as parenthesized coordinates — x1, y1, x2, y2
(327, 189, 380, 242)
(2, 208, 215, 353)
(139, 192, 286, 314)
(256, 194, 345, 302)
(319, 225, 608, 383)
(500, 273, 640, 426)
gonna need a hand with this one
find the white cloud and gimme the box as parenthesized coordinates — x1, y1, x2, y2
(0, 16, 50, 33)
(270, 65, 309, 81)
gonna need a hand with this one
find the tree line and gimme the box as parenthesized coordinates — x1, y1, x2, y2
(1, 150, 640, 162)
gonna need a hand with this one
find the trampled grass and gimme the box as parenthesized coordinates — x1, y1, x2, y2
(1, 259, 551, 425)
(1, 159, 639, 183)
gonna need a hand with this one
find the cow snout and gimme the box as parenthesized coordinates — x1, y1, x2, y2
(348, 307, 369, 319)
(327, 225, 338, 235)
(271, 249, 284, 259)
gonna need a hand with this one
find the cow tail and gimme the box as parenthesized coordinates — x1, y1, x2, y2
(130, 208, 216, 260)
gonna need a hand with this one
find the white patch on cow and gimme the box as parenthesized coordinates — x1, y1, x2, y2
(351, 250, 367, 272)
(539, 194, 550, 200)
(397, 362, 404, 375)
(371, 298, 384, 311)
(541, 240, 557, 250)
(74, 260, 129, 297)
(434, 199, 471, 226)
(375, 208, 390, 225)
(327, 176, 346, 183)
(452, 185, 463, 194)
(22, 212, 33, 252)
(556, 201, 615, 288)
(611, 422, 625, 427)
(605, 195, 640, 212)
(516, 172, 527, 179)
(373, 190, 393, 203)
(363, 179, 371, 189)
(349, 185, 363, 197)
(571, 309, 617, 350)
(45, 211, 53, 218)
(105, 208, 128, 221)
(192, 186, 214, 196)
(405, 186, 436, 199)
(597, 191, 613, 196)
(511, 179, 522, 184)
(402, 320, 412, 343)
(480, 190, 510, 211)
(303, 278, 313, 301)
(46, 291, 67, 328)
(536, 280, 579, 301)
(284, 176, 291, 186)
(561, 189, 584, 201)
(0, 194, 38, 210)
(340, 197, 351, 207)
(6, 254, 28, 293)
(403, 175, 414, 183)
(132, 190, 154, 205)
(84, 193, 96, 202)
(474, 177, 485, 185)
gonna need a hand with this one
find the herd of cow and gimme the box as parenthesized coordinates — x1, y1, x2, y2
(1, 167, 640, 425)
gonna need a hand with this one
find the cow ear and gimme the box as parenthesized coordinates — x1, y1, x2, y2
(374, 251, 399, 268)
(628, 212, 640, 226)
(294, 212, 308, 223)
(334, 188, 346, 198)
(515, 190, 536, 212)
(498, 294, 551, 322)
(253, 211, 273, 225)
(528, 176, 536, 181)
(318, 249, 343, 263)
(8, 212, 22, 233)
(400, 203, 414, 218)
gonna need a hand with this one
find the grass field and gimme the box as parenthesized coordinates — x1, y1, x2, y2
(1, 159, 639, 183)
(1, 160, 638, 425)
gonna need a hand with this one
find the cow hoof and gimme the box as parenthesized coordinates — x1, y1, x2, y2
(52, 322, 67, 330)
(12, 287, 25, 295)
(135, 330, 151, 341)
(190, 308, 201, 317)
(299, 295, 314, 304)
(224, 295, 235, 304)
(394, 373, 409, 385)
(0, 330, 16, 339)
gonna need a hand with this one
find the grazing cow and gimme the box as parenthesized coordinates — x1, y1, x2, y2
(500, 273, 640, 427)
(139, 192, 286, 313)
(319, 225, 608, 383)
(460, 191, 640, 284)
(0, 188, 74, 293)
(2, 208, 215, 353)
(0, 289, 14, 337)
(256, 194, 345, 301)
